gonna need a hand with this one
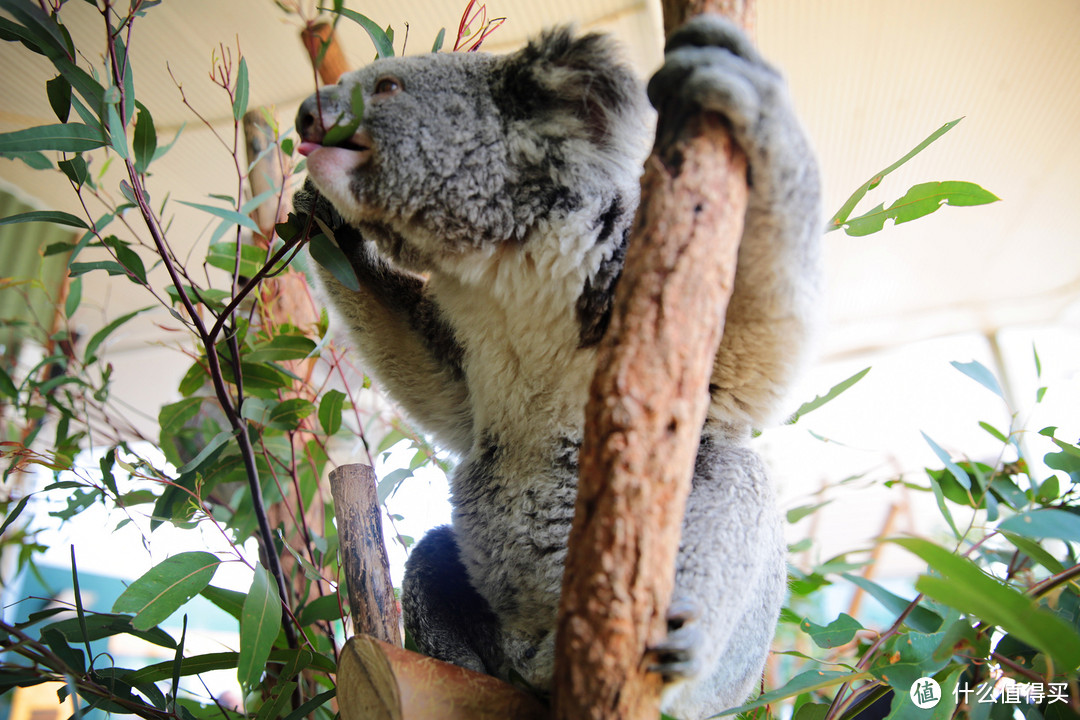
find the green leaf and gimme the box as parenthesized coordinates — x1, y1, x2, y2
(104, 236, 147, 284)
(951, 360, 1005, 400)
(0, 495, 30, 536)
(205, 241, 283, 278)
(1000, 531, 1066, 575)
(800, 613, 862, 649)
(0, 210, 87, 229)
(921, 432, 970, 490)
(46, 75, 71, 123)
(124, 651, 240, 685)
(788, 367, 870, 423)
(112, 551, 219, 631)
(255, 681, 297, 720)
(105, 96, 129, 159)
(84, 308, 146, 364)
(267, 398, 316, 431)
(0, 122, 106, 154)
(65, 276, 82, 317)
(133, 103, 157, 175)
(232, 57, 249, 122)
(58, 154, 89, 187)
(200, 585, 246, 621)
(175, 429, 233, 474)
(46, 612, 177, 650)
(158, 397, 205, 440)
(841, 573, 943, 633)
(297, 593, 343, 626)
(715, 670, 869, 716)
(998, 508, 1080, 543)
(893, 537, 1080, 670)
(178, 199, 261, 236)
(309, 233, 360, 291)
(318, 389, 346, 435)
(787, 501, 832, 524)
(237, 564, 282, 689)
(328, 7, 395, 58)
(281, 689, 336, 720)
(245, 335, 317, 363)
(69, 260, 128, 278)
(839, 181, 999, 236)
(828, 118, 962, 231)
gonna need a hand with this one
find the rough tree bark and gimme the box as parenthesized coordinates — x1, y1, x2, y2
(552, 2, 755, 719)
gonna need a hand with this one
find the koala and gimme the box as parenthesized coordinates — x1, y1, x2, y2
(292, 15, 821, 720)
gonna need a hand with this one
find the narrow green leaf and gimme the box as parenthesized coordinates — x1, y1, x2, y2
(893, 537, 1080, 670)
(245, 335, 317, 363)
(281, 689, 336, 720)
(46, 75, 71, 123)
(840, 181, 1000, 236)
(800, 613, 862, 649)
(998, 508, 1080, 543)
(1001, 531, 1067, 575)
(318, 389, 346, 435)
(921, 432, 970, 490)
(175, 429, 233, 475)
(0, 210, 87, 229)
(786, 501, 832, 524)
(977, 420, 1008, 444)
(950, 360, 1005, 400)
(46, 612, 177, 650)
(715, 670, 869, 716)
(238, 563, 282, 689)
(104, 237, 147, 284)
(105, 98, 129, 159)
(69, 260, 128, 278)
(200, 585, 246, 621)
(788, 367, 871, 423)
(828, 118, 963, 231)
(158, 397, 204, 440)
(309, 233, 360, 291)
(169, 615, 186, 713)
(65, 276, 82, 317)
(178, 200, 261, 235)
(255, 681, 297, 720)
(232, 57, 249, 122)
(133, 103, 157, 175)
(112, 551, 220, 631)
(0, 122, 106, 154)
(125, 651, 239, 685)
(432, 27, 446, 52)
(83, 308, 146, 364)
(841, 573, 943, 633)
(329, 7, 395, 58)
(0, 495, 31, 536)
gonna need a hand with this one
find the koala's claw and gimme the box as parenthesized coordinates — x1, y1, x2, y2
(647, 14, 786, 159)
(648, 596, 705, 680)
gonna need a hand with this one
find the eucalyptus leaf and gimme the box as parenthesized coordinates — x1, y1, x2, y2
(0, 123, 106, 153)
(237, 564, 281, 688)
(0, 210, 87, 229)
(112, 551, 220, 631)
(309, 233, 359, 291)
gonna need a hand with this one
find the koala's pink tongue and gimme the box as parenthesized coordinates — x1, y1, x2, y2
(297, 141, 321, 157)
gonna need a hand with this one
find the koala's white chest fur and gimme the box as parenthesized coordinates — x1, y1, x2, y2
(429, 223, 608, 447)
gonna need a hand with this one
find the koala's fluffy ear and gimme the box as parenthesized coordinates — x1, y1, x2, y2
(495, 28, 640, 145)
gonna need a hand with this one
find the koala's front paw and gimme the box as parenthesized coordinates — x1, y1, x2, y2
(649, 596, 705, 680)
(647, 15, 786, 162)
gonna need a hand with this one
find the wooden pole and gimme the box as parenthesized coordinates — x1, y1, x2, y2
(552, 2, 755, 718)
(336, 635, 547, 720)
(302, 21, 350, 85)
(329, 463, 401, 645)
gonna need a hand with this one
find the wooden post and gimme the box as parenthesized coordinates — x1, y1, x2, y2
(329, 463, 402, 645)
(552, 2, 756, 718)
(336, 636, 547, 720)
(302, 21, 350, 85)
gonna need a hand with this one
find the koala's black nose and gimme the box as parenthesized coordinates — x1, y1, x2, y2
(296, 94, 324, 144)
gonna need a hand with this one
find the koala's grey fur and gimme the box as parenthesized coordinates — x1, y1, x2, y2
(294, 15, 821, 720)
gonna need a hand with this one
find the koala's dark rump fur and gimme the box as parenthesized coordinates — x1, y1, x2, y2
(296, 15, 821, 720)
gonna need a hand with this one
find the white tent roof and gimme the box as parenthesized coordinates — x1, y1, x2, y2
(1, 0, 1078, 402)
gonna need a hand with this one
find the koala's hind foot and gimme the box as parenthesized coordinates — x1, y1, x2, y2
(401, 525, 505, 675)
(649, 596, 706, 680)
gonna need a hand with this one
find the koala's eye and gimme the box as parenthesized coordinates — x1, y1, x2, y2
(373, 77, 402, 96)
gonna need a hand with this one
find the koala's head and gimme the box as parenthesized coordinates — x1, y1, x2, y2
(296, 29, 650, 273)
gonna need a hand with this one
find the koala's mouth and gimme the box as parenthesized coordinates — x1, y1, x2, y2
(298, 129, 373, 165)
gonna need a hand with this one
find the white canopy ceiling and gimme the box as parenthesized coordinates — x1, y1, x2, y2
(1, 0, 1078, 383)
